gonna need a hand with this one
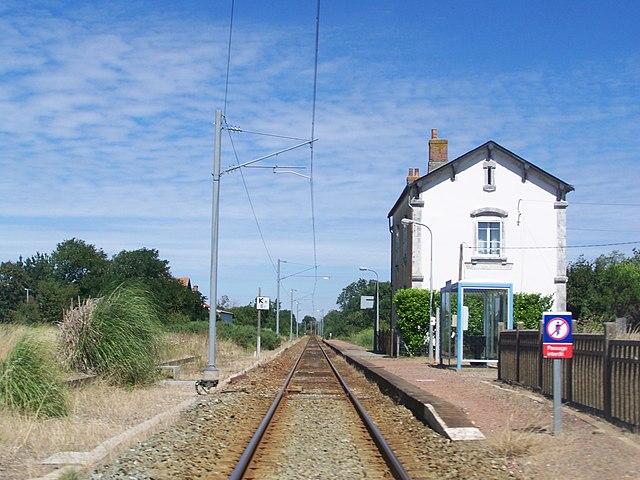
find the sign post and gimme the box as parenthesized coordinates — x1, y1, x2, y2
(256, 292, 270, 358)
(542, 311, 573, 435)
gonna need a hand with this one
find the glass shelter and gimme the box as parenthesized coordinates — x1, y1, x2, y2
(438, 281, 513, 370)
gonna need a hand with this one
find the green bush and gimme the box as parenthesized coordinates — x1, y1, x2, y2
(0, 334, 68, 417)
(514, 293, 553, 329)
(164, 320, 209, 333)
(60, 285, 161, 386)
(8, 302, 43, 324)
(217, 322, 282, 350)
(166, 312, 192, 324)
(393, 288, 430, 355)
(259, 328, 281, 350)
(347, 328, 374, 349)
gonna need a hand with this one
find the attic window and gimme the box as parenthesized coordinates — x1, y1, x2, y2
(483, 160, 496, 192)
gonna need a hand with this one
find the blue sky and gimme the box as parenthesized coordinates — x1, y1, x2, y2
(1, 1, 639, 318)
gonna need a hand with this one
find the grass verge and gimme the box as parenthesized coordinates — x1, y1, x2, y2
(0, 327, 68, 418)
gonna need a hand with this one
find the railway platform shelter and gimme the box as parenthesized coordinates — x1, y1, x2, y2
(439, 281, 513, 370)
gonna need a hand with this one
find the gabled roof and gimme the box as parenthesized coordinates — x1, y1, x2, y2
(388, 140, 574, 218)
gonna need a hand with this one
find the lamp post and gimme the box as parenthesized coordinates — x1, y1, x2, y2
(401, 218, 434, 361)
(359, 267, 379, 352)
(276, 259, 281, 335)
(290, 289, 297, 341)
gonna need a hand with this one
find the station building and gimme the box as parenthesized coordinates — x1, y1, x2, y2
(388, 129, 573, 367)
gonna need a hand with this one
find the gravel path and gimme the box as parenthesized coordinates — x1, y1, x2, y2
(246, 395, 390, 480)
(92, 342, 306, 480)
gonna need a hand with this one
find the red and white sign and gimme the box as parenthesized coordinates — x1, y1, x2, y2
(543, 343, 573, 359)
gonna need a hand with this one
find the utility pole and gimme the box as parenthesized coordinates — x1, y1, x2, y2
(290, 289, 295, 341)
(257, 287, 262, 358)
(25, 288, 30, 303)
(296, 301, 300, 337)
(200, 108, 222, 389)
(276, 259, 281, 335)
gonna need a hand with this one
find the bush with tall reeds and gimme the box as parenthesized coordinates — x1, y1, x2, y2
(60, 284, 161, 386)
(0, 328, 68, 417)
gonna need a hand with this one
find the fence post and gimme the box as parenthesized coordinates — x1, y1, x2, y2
(566, 320, 576, 403)
(515, 322, 524, 384)
(603, 322, 618, 419)
(537, 325, 543, 391)
(497, 322, 505, 380)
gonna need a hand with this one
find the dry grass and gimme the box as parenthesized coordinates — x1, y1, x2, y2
(489, 428, 543, 458)
(0, 326, 293, 479)
(0, 380, 194, 479)
(0, 324, 59, 361)
(487, 411, 547, 459)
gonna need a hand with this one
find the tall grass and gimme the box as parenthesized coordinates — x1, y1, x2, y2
(346, 328, 374, 350)
(60, 285, 161, 386)
(0, 329, 68, 417)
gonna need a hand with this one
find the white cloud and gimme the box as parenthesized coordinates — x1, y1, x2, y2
(1, 4, 639, 313)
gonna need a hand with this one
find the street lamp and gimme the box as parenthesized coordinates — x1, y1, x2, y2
(401, 218, 434, 361)
(290, 289, 297, 341)
(359, 266, 379, 352)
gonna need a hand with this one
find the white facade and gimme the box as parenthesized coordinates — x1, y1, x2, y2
(389, 141, 573, 309)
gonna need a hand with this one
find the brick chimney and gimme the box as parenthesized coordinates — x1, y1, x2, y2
(406, 167, 420, 184)
(428, 128, 448, 173)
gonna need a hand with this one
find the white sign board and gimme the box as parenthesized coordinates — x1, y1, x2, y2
(360, 295, 374, 309)
(256, 296, 270, 310)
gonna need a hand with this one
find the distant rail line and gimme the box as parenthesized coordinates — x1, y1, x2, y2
(228, 336, 411, 480)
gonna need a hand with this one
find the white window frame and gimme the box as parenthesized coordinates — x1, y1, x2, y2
(475, 218, 503, 257)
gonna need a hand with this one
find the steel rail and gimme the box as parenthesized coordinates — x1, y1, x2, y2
(317, 339, 413, 480)
(228, 338, 310, 480)
(229, 336, 412, 480)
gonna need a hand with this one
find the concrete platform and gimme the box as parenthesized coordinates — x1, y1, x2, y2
(325, 339, 485, 441)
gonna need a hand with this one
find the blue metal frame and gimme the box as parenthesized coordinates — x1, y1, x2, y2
(441, 281, 513, 370)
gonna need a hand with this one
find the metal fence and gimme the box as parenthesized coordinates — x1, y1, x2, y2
(498, 324, 639, 430)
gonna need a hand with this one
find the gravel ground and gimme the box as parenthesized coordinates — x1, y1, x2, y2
(91, 341, 307, 480)
(243, 339, 391, 480)
(246, 395, 391, 480)
(92, 338, 514, 479)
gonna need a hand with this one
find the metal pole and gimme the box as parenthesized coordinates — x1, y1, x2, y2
(290, 289, 294, 341)
(276, 259, 281, 335)
(553, 358, 562, 434)
(428, 227, 434, 362)
(25, 288, 30, 303)
(375, 272, 379, 352)
(202, 108, 222, 385)
(296, 302, 300, 337)
(257, 287, 261, 358)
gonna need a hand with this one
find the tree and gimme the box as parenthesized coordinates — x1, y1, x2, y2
(0, 260, 29, 322)
(106, 248, 170, 283)
(302, 315, 317, 333)
(393, 288, 430, 355)
(336, 278, 392, 330)
(50, 238, 108, 297)
(568, 250, 640, 329)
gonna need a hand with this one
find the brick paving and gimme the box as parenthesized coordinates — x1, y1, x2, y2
(330, 339, 640, 480)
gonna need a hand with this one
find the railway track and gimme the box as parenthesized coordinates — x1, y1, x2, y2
(228, 336, 411, 480)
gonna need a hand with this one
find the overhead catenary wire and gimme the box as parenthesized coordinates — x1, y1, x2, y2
(224, 127, 308, 142)
(225, 123, 277, 272)
(308, 0, 321, 313)
(465, 240, 640, 250)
